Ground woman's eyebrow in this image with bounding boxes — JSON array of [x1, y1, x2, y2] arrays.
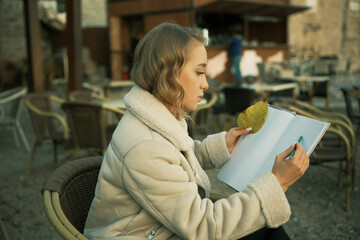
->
[[197, 63, 206, 67]]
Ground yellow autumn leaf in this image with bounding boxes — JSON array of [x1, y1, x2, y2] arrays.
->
[[237, 101, 268, 133]]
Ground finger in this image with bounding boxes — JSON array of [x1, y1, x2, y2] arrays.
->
[[293, 146, 309, 172], [292, 143, 305, 160], [243, 127, 252, 134], [234, 127, 252, 136], [298, 154, 309, 175], [299, 150, 309, 169], [295, 142, 304, 151], [278, 142, 296, 159]]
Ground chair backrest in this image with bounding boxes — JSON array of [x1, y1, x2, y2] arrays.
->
[[0, 86, 27, 121], [24, 92, 61, 140], [223, 87, 256, 115], [257, 62, 271, 82], [41, 156, 103, 237], [68, 90, 93, 102], [82, 82, 104, 97], [62, 101, 107, 152], [190, 91, 218, 134], [353, 89, 360, 110], [341, 88, 356, 119]]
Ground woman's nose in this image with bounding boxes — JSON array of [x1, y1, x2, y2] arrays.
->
[[201, 77, 209, 90]]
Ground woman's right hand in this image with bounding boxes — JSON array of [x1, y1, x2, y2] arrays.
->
[[271, 143, 309, 191]]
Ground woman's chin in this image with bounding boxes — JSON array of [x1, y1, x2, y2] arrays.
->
[[184, 105, 198, 112]]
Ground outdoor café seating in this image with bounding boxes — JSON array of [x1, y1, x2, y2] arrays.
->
[[189, 90, 218, 137], [23, 89, 125, 176], [341, 87, 360, 136], [61, 101, 125, 158], [41, 156, 103, 240], [24, 92, 70, 176], [274, 98, 356, 210], [68, 90, 108, 102], [40, 155, 231, 240], [0, 86, 31, 152]]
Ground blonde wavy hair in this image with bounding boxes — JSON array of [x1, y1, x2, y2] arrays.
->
[[131, 22, 206, 119]]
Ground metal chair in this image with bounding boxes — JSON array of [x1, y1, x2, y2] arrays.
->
[[0, 86, 31, 152], [24, 92, 69, 176], [341, 87, 360, 136], [61, 101, 125, 158], [41, 156, 103, 240]]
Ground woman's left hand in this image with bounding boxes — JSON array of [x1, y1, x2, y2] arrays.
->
[[225, 127, 252, 153]]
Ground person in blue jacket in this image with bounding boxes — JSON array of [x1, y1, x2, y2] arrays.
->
[[222, 26, 243, 86]]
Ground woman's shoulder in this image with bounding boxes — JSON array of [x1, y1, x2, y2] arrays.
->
[[111, 112, 178, 158]]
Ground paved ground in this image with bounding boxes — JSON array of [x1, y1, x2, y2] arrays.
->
[[0, 74, 359, 240]]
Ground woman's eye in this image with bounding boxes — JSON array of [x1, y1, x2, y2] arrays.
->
[[197, 71, 205, 75]]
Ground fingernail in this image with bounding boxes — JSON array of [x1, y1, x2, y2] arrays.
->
[[246, 127, 252, 131], [292, 142, 297, 146]]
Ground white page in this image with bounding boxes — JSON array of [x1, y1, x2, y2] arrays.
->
[[275, 115, 330, 155], [256, 113, 330, 180], [217, 106, 294, 192]]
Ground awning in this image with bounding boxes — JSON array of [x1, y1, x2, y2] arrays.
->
[[197, 0, 309, 17]]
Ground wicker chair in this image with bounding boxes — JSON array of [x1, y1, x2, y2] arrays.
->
[[41, 156, 103, 240], [274, 98, 356, 210], [24, 92, 69, 176], [41, 156, 232, 240], [190, 91, 218, 137], [68, 90, 108, 102], [61, 101, 125, 158], [0, 86, 31, 152]]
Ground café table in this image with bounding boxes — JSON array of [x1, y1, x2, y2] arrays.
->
[[277, 75, 332, 107], [86, 79, 135, 98], [102, 80, 135, 97], [242, 82, 299, 101], [95, 80, 134, 120], [98, 98, 126, 125]]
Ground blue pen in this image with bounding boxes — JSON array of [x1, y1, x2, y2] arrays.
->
[[290, 136, 303, 158]]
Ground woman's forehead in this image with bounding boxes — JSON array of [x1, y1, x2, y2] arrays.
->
[[186, 41, 207, 64]]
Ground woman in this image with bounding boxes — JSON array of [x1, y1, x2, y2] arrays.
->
[[84, 22, 309, 240]]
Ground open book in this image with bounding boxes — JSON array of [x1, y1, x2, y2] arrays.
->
[[217, 105, 330, 192]]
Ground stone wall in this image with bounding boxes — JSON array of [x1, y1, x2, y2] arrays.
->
[[0, 0, 27, 65], [289, 0, 360, 72], [0, 0, 107, 65], [81, 0, 107, 28]]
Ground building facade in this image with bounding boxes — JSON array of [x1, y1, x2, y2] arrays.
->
[[0, 0, 359, 88]]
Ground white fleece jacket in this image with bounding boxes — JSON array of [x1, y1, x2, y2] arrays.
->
[[84, 85, 291, 240]]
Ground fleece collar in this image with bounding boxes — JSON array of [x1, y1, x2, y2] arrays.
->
[[124, 85, 193, 151]]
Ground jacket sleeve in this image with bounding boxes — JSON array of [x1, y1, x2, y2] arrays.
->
[[193, 131, 231, 169], [122, 140, 290, 240]]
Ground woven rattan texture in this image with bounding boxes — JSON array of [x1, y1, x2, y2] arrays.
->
[[63, 169, 99, 233]]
